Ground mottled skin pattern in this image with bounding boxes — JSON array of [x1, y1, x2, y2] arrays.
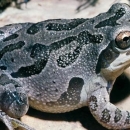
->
[[1, 2, 130, 130]]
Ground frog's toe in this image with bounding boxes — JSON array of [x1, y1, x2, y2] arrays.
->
[[0, 110, 35, 130], [10, 117, 35, 130], [0, 110, 14, 130]]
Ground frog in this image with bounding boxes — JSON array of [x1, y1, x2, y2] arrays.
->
[[0, 2, 130, 130]]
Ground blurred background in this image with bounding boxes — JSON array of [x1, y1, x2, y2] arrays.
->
[[0, 0, 129, 27], [0, 0, 130, 130]]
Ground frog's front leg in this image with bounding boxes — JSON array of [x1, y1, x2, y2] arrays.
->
[[0, 77, 34, 130], [88, 75, 130, 129]]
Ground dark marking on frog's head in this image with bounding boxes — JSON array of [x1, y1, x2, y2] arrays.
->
[[46, 77, 84, 107], [95, 8, 126, 28]]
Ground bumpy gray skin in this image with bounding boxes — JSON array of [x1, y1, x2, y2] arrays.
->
[[1, 3, 130, 130]]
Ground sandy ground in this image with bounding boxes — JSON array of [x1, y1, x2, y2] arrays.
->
[[0, 0, 130, 130]]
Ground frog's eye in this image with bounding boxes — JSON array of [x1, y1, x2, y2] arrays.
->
[[115, 31, 130, 49]]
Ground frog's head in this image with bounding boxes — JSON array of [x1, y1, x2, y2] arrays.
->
[[88, 4, 130, 129], [95, 3, 130, 81], [97, 30, 130, 81]]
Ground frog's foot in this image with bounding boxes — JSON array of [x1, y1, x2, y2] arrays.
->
[[89, 87, 130, 129], [10, 117, 35, 130], [0, 110, 35, 130], [0, 79, 34, 130]]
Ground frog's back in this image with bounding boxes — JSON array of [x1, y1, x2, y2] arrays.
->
[[0, 18, 100, 112]]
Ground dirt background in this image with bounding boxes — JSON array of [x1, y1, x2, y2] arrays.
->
[[0, 0, 130, 130]]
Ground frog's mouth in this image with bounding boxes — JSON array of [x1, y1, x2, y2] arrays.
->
[[110, 68, 130, 103]]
